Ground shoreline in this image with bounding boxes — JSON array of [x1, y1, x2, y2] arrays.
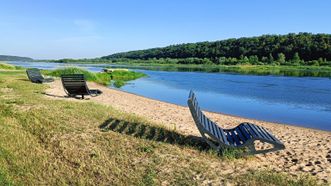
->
[[45, 79, 331, 183], [111, 86, 330, 133], [5, 61, 331, 78]]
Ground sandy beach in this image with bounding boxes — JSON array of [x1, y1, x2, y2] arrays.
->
[[45, 80, 331, 183]]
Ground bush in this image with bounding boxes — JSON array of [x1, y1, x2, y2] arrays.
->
[[44, 67, 111, 85], [44, 67, 146, 87]]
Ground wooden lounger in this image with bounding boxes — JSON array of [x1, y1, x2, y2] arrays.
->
[[187, 91, 285, 155], [61, 74, 102, 99], [26, 68, 54, 83]]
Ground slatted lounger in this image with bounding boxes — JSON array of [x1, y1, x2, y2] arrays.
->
[[61, 74, 102, 99], [187, 91, 285, 155], [26, 68, 54, 83]]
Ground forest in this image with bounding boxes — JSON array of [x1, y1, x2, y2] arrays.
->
[[0, 55, 33, 61], [102, 33, 331, 66]]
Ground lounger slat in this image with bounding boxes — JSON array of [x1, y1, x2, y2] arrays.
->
[[250, 124, 266, 139], [201, 114, 207, 129], [210, 121, 221, 141], [204, 116, 211, 132], [231, 131, 241, 146], [259, 127, 277, 142], [243, 123, 257, 138], [198, 110, 203, 125], [225, 132, 235, 145], [234, 128, 245, 144], [251, 124, 270, 140], [246, 123, 261, 138], [215, 125, 228, 144], [238, 124, 251, 140], [255, 125, 273, 141], [263, 128, 282, 144]]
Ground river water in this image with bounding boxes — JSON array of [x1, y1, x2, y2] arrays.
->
[[6, 61, 331, 131]]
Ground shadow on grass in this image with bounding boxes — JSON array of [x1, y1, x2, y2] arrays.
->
[[17, 78, 31, 82], [99, 118, 212, 152], [42, 92, 90, 100]]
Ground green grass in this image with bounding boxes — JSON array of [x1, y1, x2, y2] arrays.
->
[[33, 59, 331, 78], [0, 70, 324, 185], [109, 62, 331, 78], [43, 67, 146, 87], [0, 62, 24, 70], [218, 65, 331, 78], [110, 70, 146, 81], [109, 70, 146, 88]]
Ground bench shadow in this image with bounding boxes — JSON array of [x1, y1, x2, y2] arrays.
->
[[42, 92, 88, 100], [99, 118, 211, 152], [17, 78, 31, 82]]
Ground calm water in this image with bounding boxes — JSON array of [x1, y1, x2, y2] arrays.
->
[[6, 61, 331, 131]]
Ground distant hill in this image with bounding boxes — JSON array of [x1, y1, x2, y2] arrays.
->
[[102, 33, 331, 66], [0, 55, 33, 61]]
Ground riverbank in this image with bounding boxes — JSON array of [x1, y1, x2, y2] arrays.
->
[[45, 79, 331, 183], [0, 69, 330, 184], [105, 63, 331, 78], [35, 59, 331, 78]]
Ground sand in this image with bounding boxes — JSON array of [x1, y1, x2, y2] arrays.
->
[[45, 80, 331, 183]]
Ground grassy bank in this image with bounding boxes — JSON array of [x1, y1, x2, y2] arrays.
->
[[0, 69, 323, 185], [36, 59, 331, 78], [43, 67, 146, 87], [105, 63, 331, 78], [0, 62, 24, 70], [219, 65, 331, 77]]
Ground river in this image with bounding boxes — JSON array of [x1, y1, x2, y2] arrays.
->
[[6, 61, 331, 131]]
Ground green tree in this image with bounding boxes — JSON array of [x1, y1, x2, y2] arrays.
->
[[292, 52, 301, 64], [268, 53, 274, 64], [277, 53, 286, 65], [249, 55, 259, 65]]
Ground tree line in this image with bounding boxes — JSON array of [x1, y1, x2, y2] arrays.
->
[[102, 33, 331, 66], [0, 55, 33, 61]]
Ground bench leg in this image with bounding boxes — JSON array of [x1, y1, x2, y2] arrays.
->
[[82, 95, 84, 99], [201, 133, 220, 152]]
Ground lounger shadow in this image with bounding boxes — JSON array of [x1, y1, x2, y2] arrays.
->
[[187, 91, 285, 155]]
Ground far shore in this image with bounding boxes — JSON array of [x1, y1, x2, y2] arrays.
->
[[45, 79, 331, 183], [8, 60, 331, 78]]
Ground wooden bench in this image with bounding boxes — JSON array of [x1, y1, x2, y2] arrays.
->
[[61, 74, 102, 99], [187, 91, 285, 155], [26, 68, 54, 84]]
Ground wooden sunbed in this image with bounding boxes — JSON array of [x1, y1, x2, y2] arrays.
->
[[26, 68, 54, 83], [61, 74, 102, 99], [187, 91, 285, 155]]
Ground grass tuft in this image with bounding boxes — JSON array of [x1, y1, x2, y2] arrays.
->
[[234, 170, 321, 186]]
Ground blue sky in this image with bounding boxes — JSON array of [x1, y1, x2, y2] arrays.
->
[[0, 0, 330, 59]]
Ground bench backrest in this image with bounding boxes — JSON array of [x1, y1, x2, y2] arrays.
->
[[26, 69, 44, 83], [187, 91, 228, 143], [61, 74, 89, 95]]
